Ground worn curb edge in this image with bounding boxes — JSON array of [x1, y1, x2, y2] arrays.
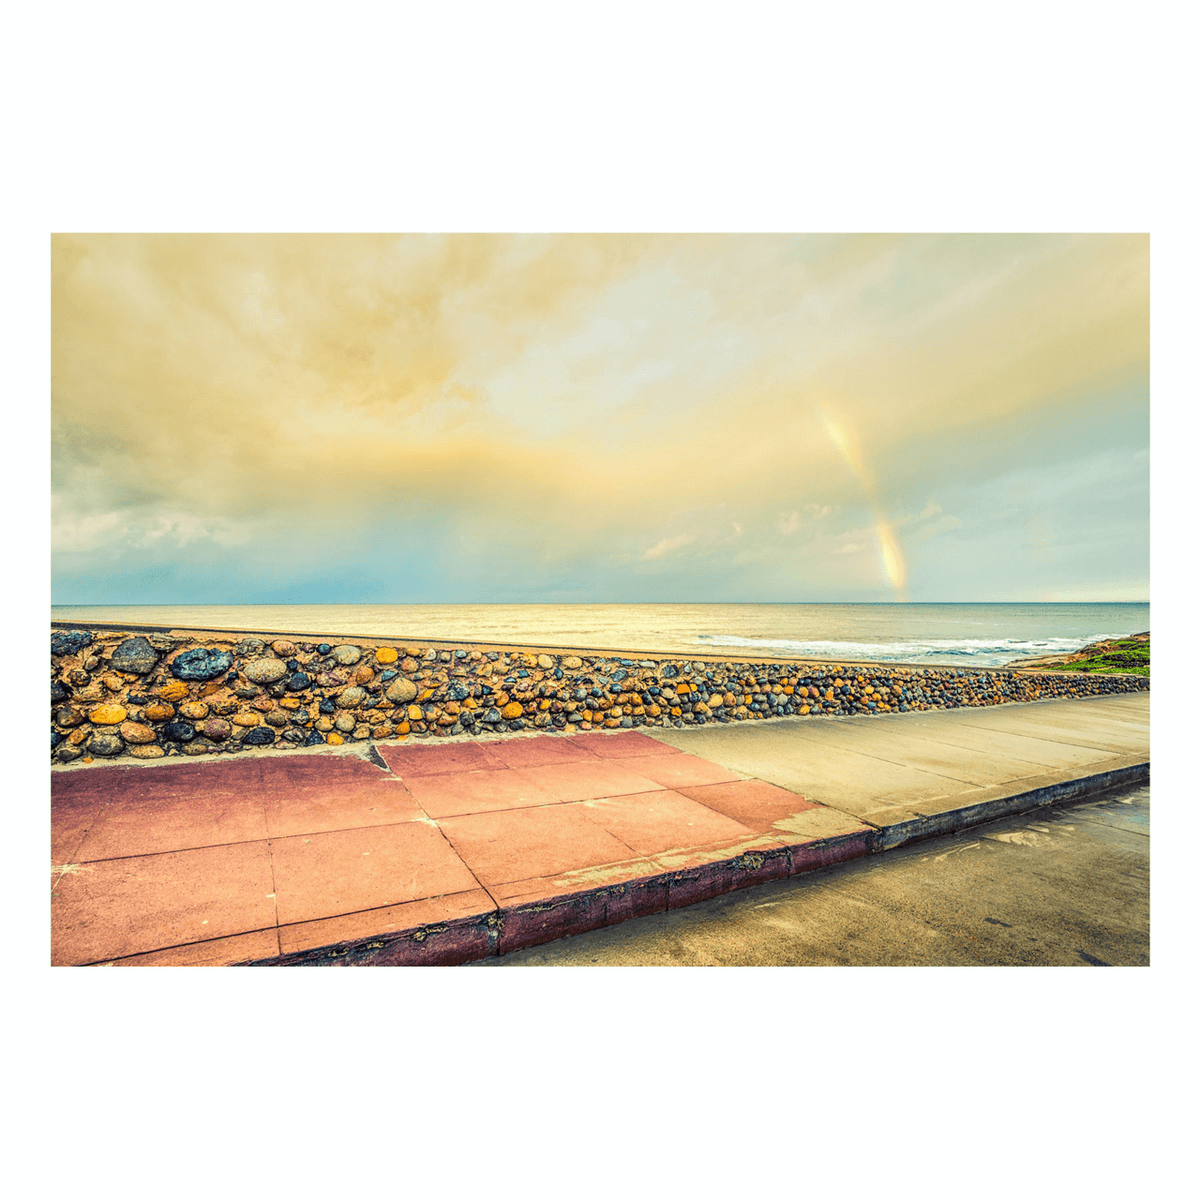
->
[[223, 760, 1148, 967]]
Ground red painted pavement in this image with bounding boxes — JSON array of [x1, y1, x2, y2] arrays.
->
[[50, 731, 874, 966]]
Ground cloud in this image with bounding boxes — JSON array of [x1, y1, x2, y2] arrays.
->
[[641, 533, 696, 561], [51, 233, 1149, 602]]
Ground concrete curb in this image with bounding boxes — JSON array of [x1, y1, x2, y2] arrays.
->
[[868, 761, 1150, 852], [239, 762, 1147, 966]]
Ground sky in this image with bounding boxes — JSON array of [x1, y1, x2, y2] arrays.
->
[[50, 232, 1149, 605]]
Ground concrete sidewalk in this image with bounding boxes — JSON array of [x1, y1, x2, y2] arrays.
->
[[49, 691, 1149, 966]]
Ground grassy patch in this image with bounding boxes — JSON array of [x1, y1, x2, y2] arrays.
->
[[1030, 635, 1149, 677]]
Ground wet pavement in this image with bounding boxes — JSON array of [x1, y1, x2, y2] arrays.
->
[[475, 781, 1150, 966]]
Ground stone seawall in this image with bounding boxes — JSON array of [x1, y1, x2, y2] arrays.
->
[[50, 625, 1151, 766]]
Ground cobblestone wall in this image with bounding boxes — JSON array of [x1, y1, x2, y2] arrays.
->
[[50, 627, 1150, 766]]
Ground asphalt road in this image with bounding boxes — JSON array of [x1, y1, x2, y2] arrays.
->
[[474, 780, 1149, 966]]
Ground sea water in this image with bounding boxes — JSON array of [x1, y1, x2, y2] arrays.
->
[[49, 602, 1150, 669]]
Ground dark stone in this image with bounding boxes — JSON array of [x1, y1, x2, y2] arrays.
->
[[243, 726, 276, 746], [51, 729, 63, 749], [235, 638, 266, 656], [162, 721, 197, 742], [319, 699, 336, 714], [380, 669, 398, 682], [51, 681, 67, 702], [282, 729, 307, 743], [286, 671, 311, 691], [318, 643, 331, 654], [447, 683, 469, 701], [286, 658, 300, 671], [304, 731, 324, 747], [90, 733, 124, 756], [661, 664, 679, 678], [51, 630, 92, 656], [110, 636, 160, 675], [171, 648, 234, 681], [481, 707, 503, 724]]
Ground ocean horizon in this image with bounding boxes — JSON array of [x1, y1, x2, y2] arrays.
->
[[49, 601, 1150, 669]]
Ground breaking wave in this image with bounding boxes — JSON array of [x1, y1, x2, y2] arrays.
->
[[694, 633, 1111, 667]]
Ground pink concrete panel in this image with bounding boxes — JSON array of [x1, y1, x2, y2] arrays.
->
[[379, 742, 508, 777], [262, 777, 426, 838], [437, 803, 644, 889], [268, 822, 481, 926], [402, 768, 561, 819], [618, 754, 745, 790], [72, 788, 270, 861], [276, 887, 496, 956], [674, 779, 821, 834], [570, 731, 683, 759], [512, 759, 665, 803], [575, 790, 758, 857], [51, 840, 277, 965], [484, 737, 602, 769], [104, 929, 282, 967]]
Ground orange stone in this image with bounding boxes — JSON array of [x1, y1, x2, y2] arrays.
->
[[375, 647, 398, 664], [157, 681, 189, 702], [407, 705, 423, 722], [395, 721, 411, 735], [179, 701, 209, 720], [88, 704, 127, 725], [326, 732, 344, 745], [142, 702, 174, 722], [501, 702, 523, 719], [118, 721, 156, 744]]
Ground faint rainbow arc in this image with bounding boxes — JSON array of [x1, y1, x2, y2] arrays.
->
[[822, 414, 907, 599]]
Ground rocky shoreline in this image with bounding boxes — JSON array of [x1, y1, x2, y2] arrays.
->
[[50, 625, 1151, 767]]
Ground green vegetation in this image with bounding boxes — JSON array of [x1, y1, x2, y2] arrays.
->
[[1031, 634, 1149, 677]]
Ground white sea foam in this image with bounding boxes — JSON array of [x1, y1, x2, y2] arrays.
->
[[694, 633, 1113, 667]]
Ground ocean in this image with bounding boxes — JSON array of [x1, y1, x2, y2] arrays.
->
[[48, 602, 1150, 669]]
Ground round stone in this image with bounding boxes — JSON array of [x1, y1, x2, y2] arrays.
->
[[142, 702, 175, 722], [90, 734, 123, 756], [537, 654, 555, 670], [334, 714, 356, 733], [201, 718, 232, 741], [385, 678, 418, 704], [286, 671, 312, 691], [336, 687, 365, 708], [327, 732, 344, 745], [119, 721, 156, 744], [563, 656, 583, 670], [376, 647, 398, 664], [242, 658, 288, 685], [109, 636, 160, 675], [354, 665, 375, 685], [271, 641, 295, 656], [332, 645, 362, 666], [171, 648, 234, 682], [88, 704, 127, 725], [235, 638, 266, 656], [242, 726, 276, 746], [51, 630, 93, 656], [161, 721, 197, 743], [232, 712, 261, 727], [179, 701, 209, 720], [501, 702, 523, 719], [129, 744, 165, 759]]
